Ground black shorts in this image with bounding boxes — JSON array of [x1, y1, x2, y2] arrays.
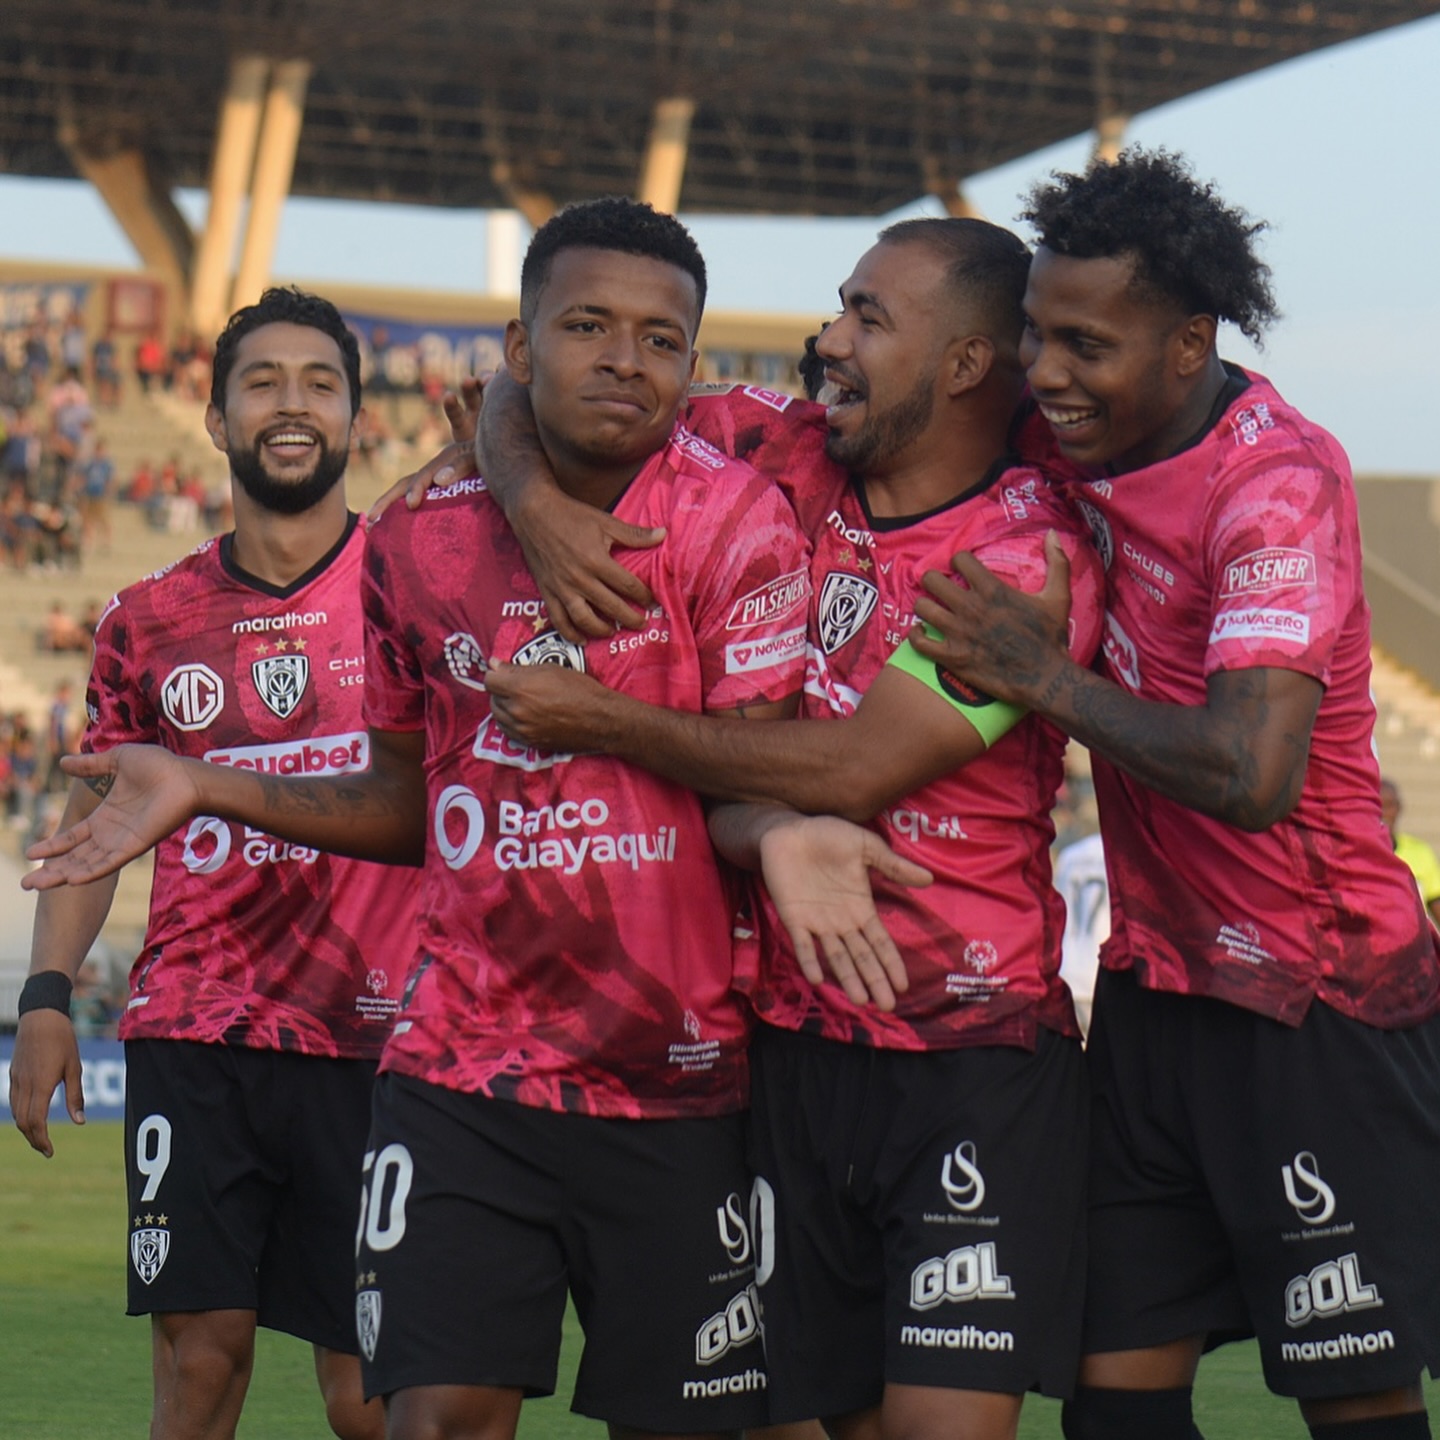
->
[[355, 1073, 767, 1432], [747, 1024, 1089, 1422], [123, 1039, 376, 1353], [1084, 966, 1440, 1397]]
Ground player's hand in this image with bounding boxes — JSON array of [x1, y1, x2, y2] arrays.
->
[[909, 530, 1074, 706], [22, 746, 202, 889], [757, 815, 931, 1011], [509, 484, 664, 645], [367, 374, 494, 519], [9, 1009, 83, 1157], [485, 661, 618, 754]]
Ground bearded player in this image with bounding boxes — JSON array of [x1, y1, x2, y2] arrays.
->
[[23, 200, 819, 1440], [909, 150, 1440, 1440], [10, 287, 416, 1440]]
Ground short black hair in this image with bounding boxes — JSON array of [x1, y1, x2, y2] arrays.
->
[[520, 197, 707, 333], [1021, 148, 1278, 344], [211, 287, 362, 413], [876, 217, 1032, 350]]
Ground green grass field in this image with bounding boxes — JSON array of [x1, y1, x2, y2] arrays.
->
[[1, 1123, 1431, 1438]]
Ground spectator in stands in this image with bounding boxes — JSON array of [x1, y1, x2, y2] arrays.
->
[[39, 602, 90, 655], [121, 456, 156, 506], [24, 324, 51, 389], [91, 332, 121, 408], [6, 719, 40, 829], [134, 331, 166, 394], [1381, 777, 1440, 926], [69, 959, 118, 1039], [79, 438, 115, 553], [59, 316, 88, 376], [43, 679, 78, 793]]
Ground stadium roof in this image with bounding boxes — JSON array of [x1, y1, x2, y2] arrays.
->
[[4, 0, 1437, 218]]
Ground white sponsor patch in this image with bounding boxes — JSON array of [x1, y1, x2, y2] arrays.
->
[[726, 569, 810, 630], [741, 384, 794, 411], [1208, 608, 1310, 647], [161, 663, 225, 731], [724, 625, 806, 675], [206, 731, 369, 774], [1222, 546, 1316, 596]]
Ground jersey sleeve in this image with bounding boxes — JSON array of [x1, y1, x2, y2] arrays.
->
[[360, 516, 427, 732], [83, 593, 158, 751], [1202, 447, 1348, 683], [679, 467, 811, 713]]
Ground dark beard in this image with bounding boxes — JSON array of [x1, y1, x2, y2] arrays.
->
[[824, 372, 934, 475], [230, 438, 348, 515]]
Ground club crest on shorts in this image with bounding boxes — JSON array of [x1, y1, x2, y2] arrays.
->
[[131, 1222, 170, 1285], [252, 653, 310, 718], [356, 1289, 382, 1361], [818, 571, 878, 655], [512, 631, 586, 671]]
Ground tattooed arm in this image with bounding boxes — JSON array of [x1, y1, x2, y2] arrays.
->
[[23, 728, 427, 889], [908, 533, 1322, 831]]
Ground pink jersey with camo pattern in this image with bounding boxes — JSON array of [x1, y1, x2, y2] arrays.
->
[[686, 388, 1104, 1049], [85, 519, 415, 1057], [362, 426, 808, 1118], [1031, 371, 1440, 1027]]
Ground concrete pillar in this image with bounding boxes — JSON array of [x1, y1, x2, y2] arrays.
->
[[230, 59, 312, 315], [58, 130, 194, 300], [1093, 111, 1129, 165], [922, 157, 986, 221], [190, 55, 270, 338], [637, 97, 694, 215], [485, 210, 524, 297]]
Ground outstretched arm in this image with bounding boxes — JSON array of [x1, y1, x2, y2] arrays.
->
[[10, 779, 119, 1156], [907, 534, 1321, 830], [476, 371, 663, 640], [24, 728, 428, 890]]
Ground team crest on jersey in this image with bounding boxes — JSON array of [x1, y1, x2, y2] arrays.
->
[[131, 1221, 170, 1285], [513, 632, 587, 671], [252, 653, 310, 718], [356, 1290, 382, 1361], [444, 631, 489, 691], [1074, 499, 1113, 571], [818, 571, 879, 655]]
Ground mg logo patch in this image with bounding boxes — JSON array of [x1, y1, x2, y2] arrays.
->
[[513, 632, 586, 671], [160, 663, 225, 731], [818, 572, 878, 655], [357, 1289, 382, 1361], [131, 1225, 171, 1285], [252, 654, 310, 719]]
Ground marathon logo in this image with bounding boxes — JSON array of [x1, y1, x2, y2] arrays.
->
[[724, 626, 806, 676], [232, 609, 328, 634], [900, 1324, 1015, 1352], [1208, 608, 1310, 647], [682, 1368, 767, 1399], [1222, 547, 1316, 597], [1281, 1330, 1395, 1363], [726, 569, 810, 631], [205, 731, 369, 775]]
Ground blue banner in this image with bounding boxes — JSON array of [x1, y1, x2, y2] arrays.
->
[[0, 1037, 126, 1124], [343, 309, 507, 393]]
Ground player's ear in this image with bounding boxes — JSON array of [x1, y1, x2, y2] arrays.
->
[[504, 319, 533, 385], [204, 403, 228, 456], [348, 404, 368, 452], [687, 348, 699, 386], [945, 335, 995, 397], [1174, 314, 1217, 379]]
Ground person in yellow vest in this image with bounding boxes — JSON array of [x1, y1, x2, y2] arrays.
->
[[1381, 776, 1440, 927]]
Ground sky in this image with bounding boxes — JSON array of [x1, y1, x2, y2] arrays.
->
[[2, 10, 1438, 474]]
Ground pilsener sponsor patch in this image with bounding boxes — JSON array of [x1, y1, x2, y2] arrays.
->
[[1222, 547, 1316, 596]]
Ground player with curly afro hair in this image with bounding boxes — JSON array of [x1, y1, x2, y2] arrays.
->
[[1021, 147, 1277, 346], [907, 148, 1440, 1440]]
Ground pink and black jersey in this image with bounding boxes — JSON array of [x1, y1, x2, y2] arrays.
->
[[362, 426, 809, 1119], [1031, 369, 1440, 1027], [689, 390, 1105, 1049], [84, 516, 415, 1058]]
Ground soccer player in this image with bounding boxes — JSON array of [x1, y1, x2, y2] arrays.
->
[[902, 150, 1440, 1440], [462, 217, 1106, 1438], [25, 198, 811, 1440], [9, 287, 416, 1440]]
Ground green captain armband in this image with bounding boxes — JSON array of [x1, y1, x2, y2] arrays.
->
[[886, 629, 1027, 748]]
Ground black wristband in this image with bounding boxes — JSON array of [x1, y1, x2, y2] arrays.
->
[[17, 971, 73, 1017]]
